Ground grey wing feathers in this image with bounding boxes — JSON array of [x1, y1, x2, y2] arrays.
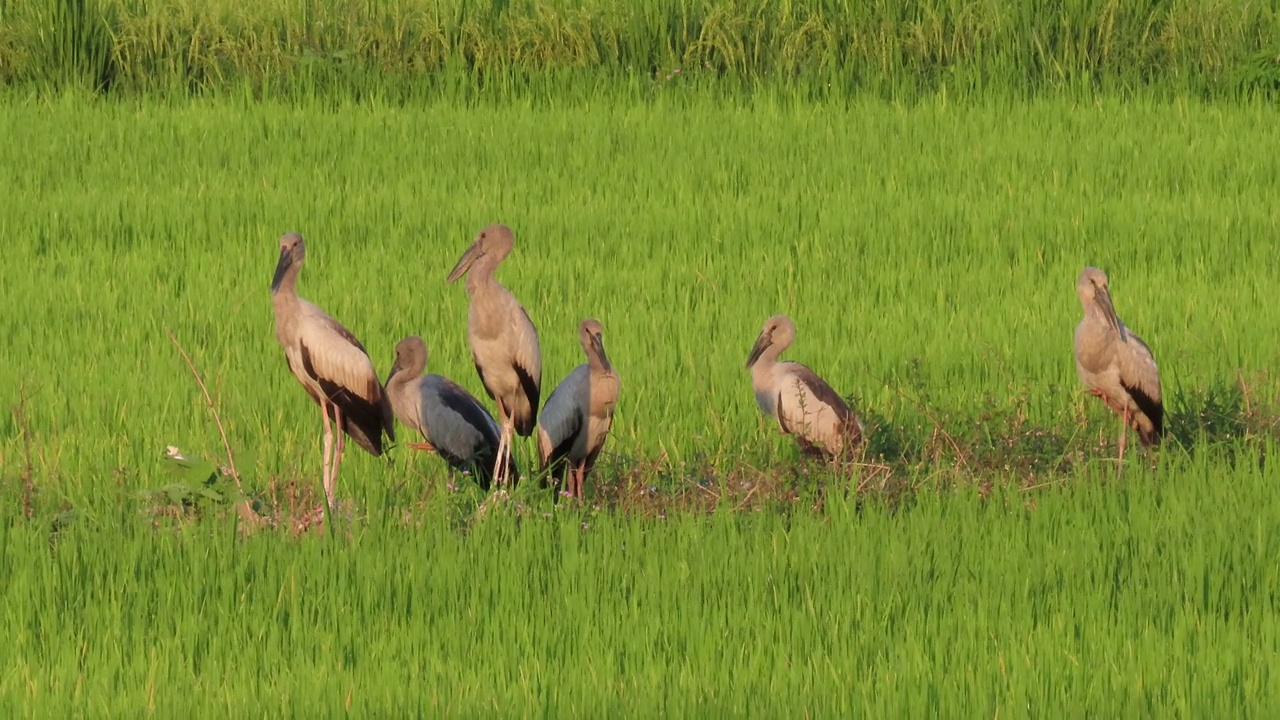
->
[[420, 376, 500, 461], [419, 375, 504, 489], [538, 365, 588, 465]]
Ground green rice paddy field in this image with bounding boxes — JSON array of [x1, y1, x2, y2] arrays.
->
[[1, 67, 1280, 714]]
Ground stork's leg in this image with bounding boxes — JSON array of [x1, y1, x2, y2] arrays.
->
[[490, 412, 511, 490], [574, 463, 585, 501], [320, 401, 334, 509], [407, 441, 437, 453], [492, 423, 505, 489], [331, 405, 346, 507], [1116, 406, 1130, 473], [500, 419, 514, 488]]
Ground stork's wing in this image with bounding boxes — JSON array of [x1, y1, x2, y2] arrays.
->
[[787, 363, 853, 421], [294, 302, 382, 401], [423, 375, 502, 454], [537, 365, 588, 467], [779, 362, 860, 451], [294, 301, 392, 454], [509, 302, 543, 429], [1118, 330, 1163, 439]]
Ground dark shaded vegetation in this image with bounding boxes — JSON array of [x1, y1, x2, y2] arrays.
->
[[2, 0, 1278, 102]]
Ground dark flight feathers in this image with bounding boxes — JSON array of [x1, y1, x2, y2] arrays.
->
[[300, 342, 393, 455], [1122, 379, 1164, 446]]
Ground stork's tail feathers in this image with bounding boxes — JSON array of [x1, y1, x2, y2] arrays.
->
[[1138, 414, 1164, 447]]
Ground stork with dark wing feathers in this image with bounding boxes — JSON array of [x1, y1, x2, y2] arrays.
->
[[746, 314, 863, 459], [446, 224, 542, 489], [1074, 266, 1164, 468], [270, 232, 393, 509], [536, 319, 620, 501], [385, 335, 510, 491]]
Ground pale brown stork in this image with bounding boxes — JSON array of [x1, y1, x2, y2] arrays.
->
[[446, 224, 541, 489], [271, 232, 393, 509], [746, 314, 863, 459], [1074, 266, 1163, 467], [536, 319, 621, 501]]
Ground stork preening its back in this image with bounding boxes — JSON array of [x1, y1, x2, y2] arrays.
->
[[384, 336, 510, 491], [446, 224, 542, 490], [746, 314, 863, 459], [270, 232, 394, 509], [536, 319, 621, 501], [1074, 266, 1163, 467]]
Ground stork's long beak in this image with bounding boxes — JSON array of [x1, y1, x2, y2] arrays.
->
[[446, 242, 482, 284], [1096, 286, 1123, 336], [589, 331, 610, 367], [745, 331, 772, 369], [385, 356, 406, 386], [270, 246, 292, 292]]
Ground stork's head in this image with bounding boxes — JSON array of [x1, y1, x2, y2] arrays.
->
[[447, 224, 516, 283], [272, 232, 307, 292], [746, 314, 796, 369], [387, 336, 428, 385], [1077, 266, 1122, 335], [579, 318, 606, 359]]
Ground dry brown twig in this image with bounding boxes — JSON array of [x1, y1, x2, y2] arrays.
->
[[164, 327, 263, 528], [895, 385, 973, 472]]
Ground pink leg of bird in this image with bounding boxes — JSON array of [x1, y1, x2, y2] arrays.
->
[[490, 406, 512, 490], [1117, 405, 1130, 473], [407, 441, 437, 453], [331, 404, 346, 507], [321, 401, 334, 509], [503, 422, 515, 487], [1087, 388, 1118, 414]]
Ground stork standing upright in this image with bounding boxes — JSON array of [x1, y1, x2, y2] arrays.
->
[[270, 232, 394, 509], [536, 319, 621, 501], [384, 335, 511, 491], [1073, 266, 1164, 467], [746, 314, 864, 459], [446, 224, 541, 489]]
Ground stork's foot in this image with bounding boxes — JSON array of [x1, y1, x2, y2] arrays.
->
[[407, 441, 437, 453]]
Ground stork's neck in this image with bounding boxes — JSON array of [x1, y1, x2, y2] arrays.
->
[[1083, 301, 1109, 322], [387, 352, 426, 393], [461, 250, 509, 294], [272, 263, 301, 299], [750, 348, 782, 384], [588, 345, 612, 374], [760, 342, 787, 368], [1084, 301, 1126, 340], [464, 264, 502, 297]]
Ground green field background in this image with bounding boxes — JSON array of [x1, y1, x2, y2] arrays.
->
[[2, 96, 1276, 498], [2, 0, 1280, 714]]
